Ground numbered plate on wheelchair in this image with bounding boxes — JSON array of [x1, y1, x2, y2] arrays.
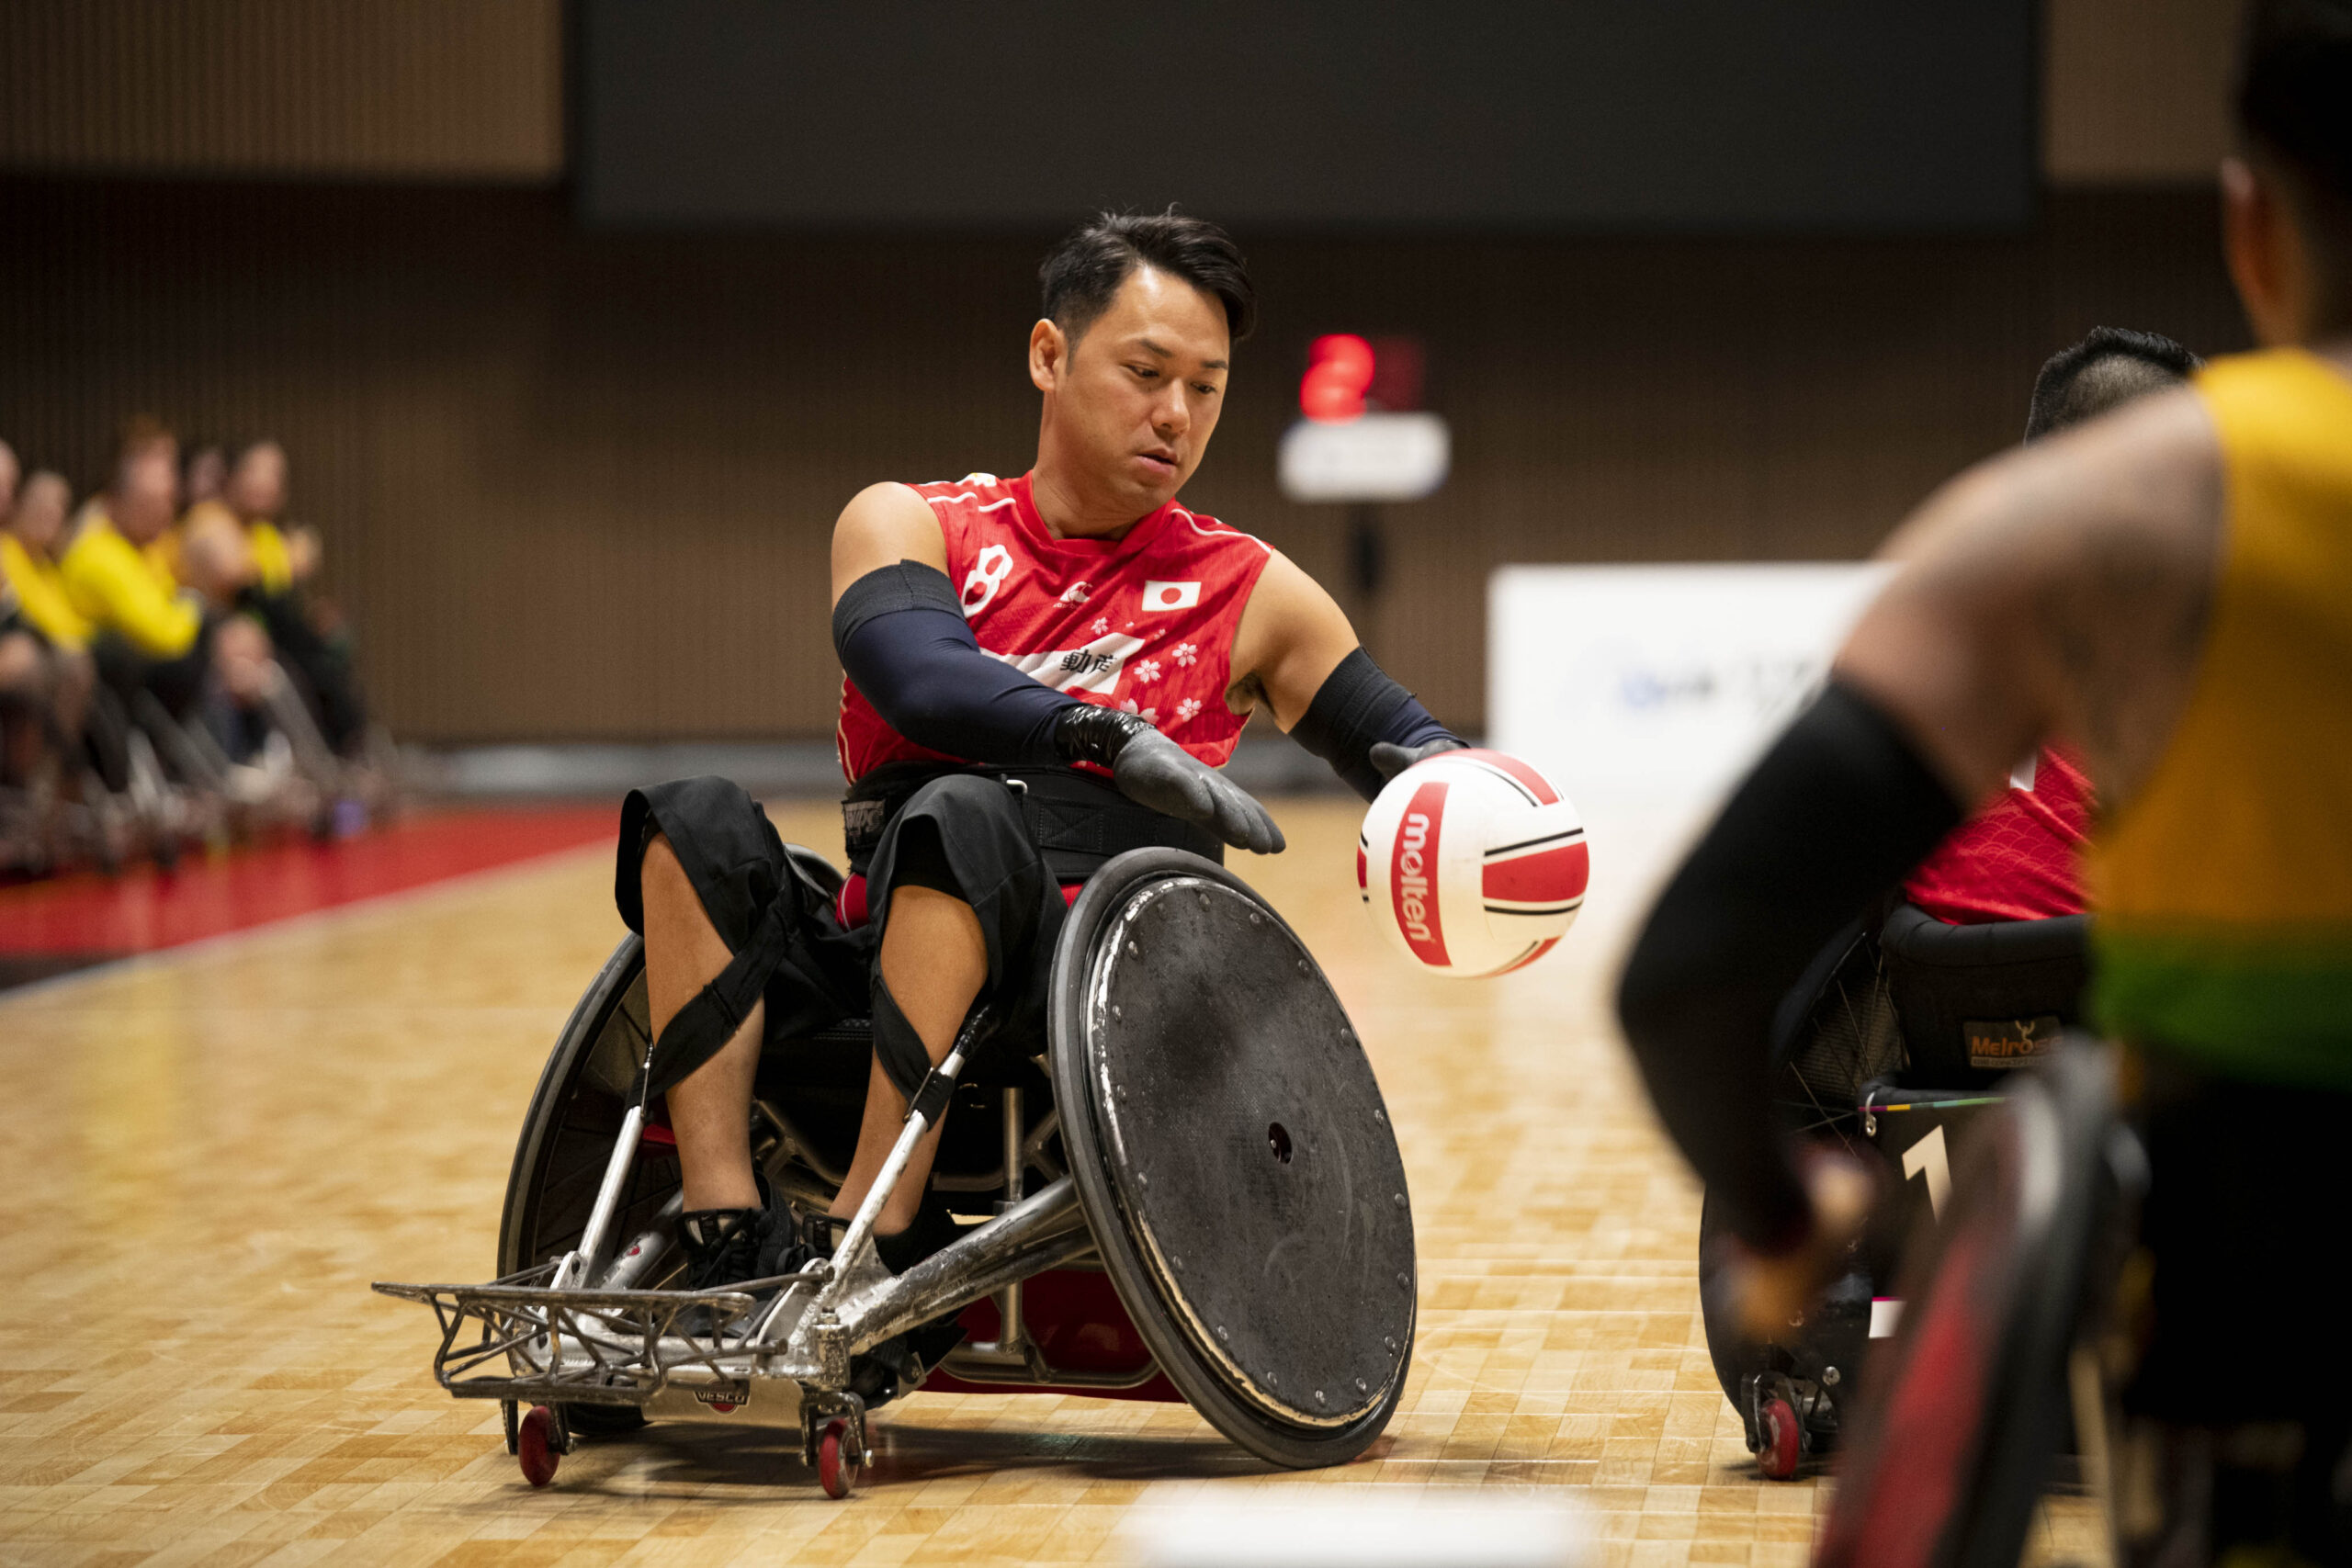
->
[[1049, 849, 1416, 1469]]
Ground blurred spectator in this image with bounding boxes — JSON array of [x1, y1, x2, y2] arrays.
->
[[0, 463, 98, 765], [222, 439, 367, 752], [154, 443, 251, 603], [59, 419, 262, 723]]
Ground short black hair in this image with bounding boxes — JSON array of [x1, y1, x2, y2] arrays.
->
[[2237, 0, 2352, 212], [1039, 209, 1256, 348], [2025, 327, 2202, 441]]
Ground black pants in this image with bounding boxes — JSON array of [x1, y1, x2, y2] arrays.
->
[[91, 626, 209, 721], [246, 588, 367, 753], [614, 772, 1070, 1102]]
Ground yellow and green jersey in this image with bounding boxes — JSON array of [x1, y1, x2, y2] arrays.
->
[[2088, 348, 2352, 1089]]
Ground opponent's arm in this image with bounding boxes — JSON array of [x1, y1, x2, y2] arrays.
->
[[1617, 389, 2224, 1273], [1227, 551, 1464, 800], [828, 484, 1283, 852]]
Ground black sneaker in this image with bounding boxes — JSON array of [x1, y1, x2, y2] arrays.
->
[[680, 1206, 775, 1294], [677, 1205, 831, 1331], [851, 1209, 970, 1406]]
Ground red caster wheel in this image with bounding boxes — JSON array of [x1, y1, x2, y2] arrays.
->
[[1757, 1395, 1802, 1481], [817, 1417, 858, 1499], [518, 1404, 561, 1488]]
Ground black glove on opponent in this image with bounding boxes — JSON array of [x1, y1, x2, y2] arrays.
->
[[1055, 704, 1285, 855]]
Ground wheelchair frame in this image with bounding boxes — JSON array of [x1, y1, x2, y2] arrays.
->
[[378, 843, 1410, 1496]]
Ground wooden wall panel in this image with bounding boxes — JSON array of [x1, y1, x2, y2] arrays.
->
[[0, 0, 561, 180], [0, 181, 2248, 741], [2045, 0, 2243, 184]]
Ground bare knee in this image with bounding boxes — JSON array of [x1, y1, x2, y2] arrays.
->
[[640, 831, 732, 1031], [641, 831, 694, 914]]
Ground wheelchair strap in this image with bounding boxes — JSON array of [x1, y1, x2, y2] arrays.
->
[[639, 895, 831, 1103], [842, 760, 1223, 876]]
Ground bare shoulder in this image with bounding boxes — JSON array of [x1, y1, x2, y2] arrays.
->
[[830, 482, 947, 603], [1838, 387, 2223, 806]]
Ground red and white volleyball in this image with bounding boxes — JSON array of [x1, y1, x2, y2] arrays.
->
[[1357, 749, 1589, 978]]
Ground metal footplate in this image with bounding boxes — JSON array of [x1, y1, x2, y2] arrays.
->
[[373, 1265, 808, 1406], [372, 1172, 1093, 1407]]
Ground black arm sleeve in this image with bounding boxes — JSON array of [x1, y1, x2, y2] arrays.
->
[[1291, 648, 1462, 801], [1614, 680, 1964, 1251], [831, 561, 1078, 766]]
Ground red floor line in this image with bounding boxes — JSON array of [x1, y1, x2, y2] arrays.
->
[[0, 806, 618, 956]]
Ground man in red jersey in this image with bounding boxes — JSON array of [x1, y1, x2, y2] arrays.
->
[[612, 212, 1461, 1388]]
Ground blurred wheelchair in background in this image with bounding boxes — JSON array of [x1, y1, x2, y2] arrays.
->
[[1699, 900, 2091, 1479]]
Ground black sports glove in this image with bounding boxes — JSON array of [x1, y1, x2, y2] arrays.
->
[[1369, 737, 1469, 780], [1055, 705, 1285, 855]]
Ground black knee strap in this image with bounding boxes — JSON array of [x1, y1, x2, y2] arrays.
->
[[870, 976, 932, 1102], [642, 898, 796, 1101]]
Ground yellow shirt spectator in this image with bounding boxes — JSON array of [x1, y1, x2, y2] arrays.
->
[[246, 519, 296, 595], [0, 534, 91, 650], [61, 507, 202, 659]]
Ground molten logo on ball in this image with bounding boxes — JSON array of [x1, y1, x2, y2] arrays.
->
[[1359, 750, 1588, 978], [1391, 783, 1449, 965]]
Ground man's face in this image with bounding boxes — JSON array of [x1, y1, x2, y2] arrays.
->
[[0, 444, 18, 518], [227, 445, 287, 518], [116, 448, 179, 543], [15, 476, 67, 552], [1037, 265, 1231, 516]]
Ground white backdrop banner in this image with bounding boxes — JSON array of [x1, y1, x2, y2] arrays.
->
[[1487, 563, 1894, 903]]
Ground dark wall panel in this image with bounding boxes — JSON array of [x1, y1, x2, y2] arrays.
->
[[580, 0, 2034, 231], [0, 181, 2245, 742]]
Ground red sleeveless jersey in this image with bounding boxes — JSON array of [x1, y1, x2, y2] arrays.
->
[[836, 471, 1275, 782]]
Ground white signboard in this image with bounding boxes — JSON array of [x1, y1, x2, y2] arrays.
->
[[1488, 563, 1894, 905], [1277, 412, 1451, 503]]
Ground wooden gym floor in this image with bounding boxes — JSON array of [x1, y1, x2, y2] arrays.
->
[[0, 797, 2103, 1566]]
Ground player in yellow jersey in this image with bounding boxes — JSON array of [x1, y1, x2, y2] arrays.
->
[[0, 450, 107, 847], [191, 441, 367, 756], [0, 462, 98, 779], [61, 423, 276, 774], [1617, 1, 2352, 1559]]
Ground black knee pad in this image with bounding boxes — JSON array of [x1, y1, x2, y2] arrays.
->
[[869, 976, 932, 1102]]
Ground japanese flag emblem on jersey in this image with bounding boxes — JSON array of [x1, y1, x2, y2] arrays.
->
[[1141, 580, 1201, 612], [1358, 749, 1589, 978]]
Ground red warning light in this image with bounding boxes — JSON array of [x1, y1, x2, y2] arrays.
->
[[1300, 334, 1376, 423]]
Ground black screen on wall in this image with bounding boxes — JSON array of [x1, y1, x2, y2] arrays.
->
[[578, 1, 2033, 232]]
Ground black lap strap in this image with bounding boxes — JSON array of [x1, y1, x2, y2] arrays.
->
[[842, 761, 1222, 875]]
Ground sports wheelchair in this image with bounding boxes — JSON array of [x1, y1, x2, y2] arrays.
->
[[378, 844, 1418, 1497], [1698, 901, 2091, 1479]]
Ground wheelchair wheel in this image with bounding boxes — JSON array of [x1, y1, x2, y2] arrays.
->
[[1815, 1043, 2133, 1568], [497, 931, 667, 1438], [1049, 849, 1415, 1470]]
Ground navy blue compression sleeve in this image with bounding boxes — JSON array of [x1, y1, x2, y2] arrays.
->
[[832, 561, 1077, 765], [1292, 648, 1462, 801], [1615, 680, 1962, 1251]]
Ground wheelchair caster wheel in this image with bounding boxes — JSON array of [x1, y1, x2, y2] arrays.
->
[[817, 1417, 857, 1499], [1757, 1395, 1801, 1481], [517, 1404, 560, 1488]]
